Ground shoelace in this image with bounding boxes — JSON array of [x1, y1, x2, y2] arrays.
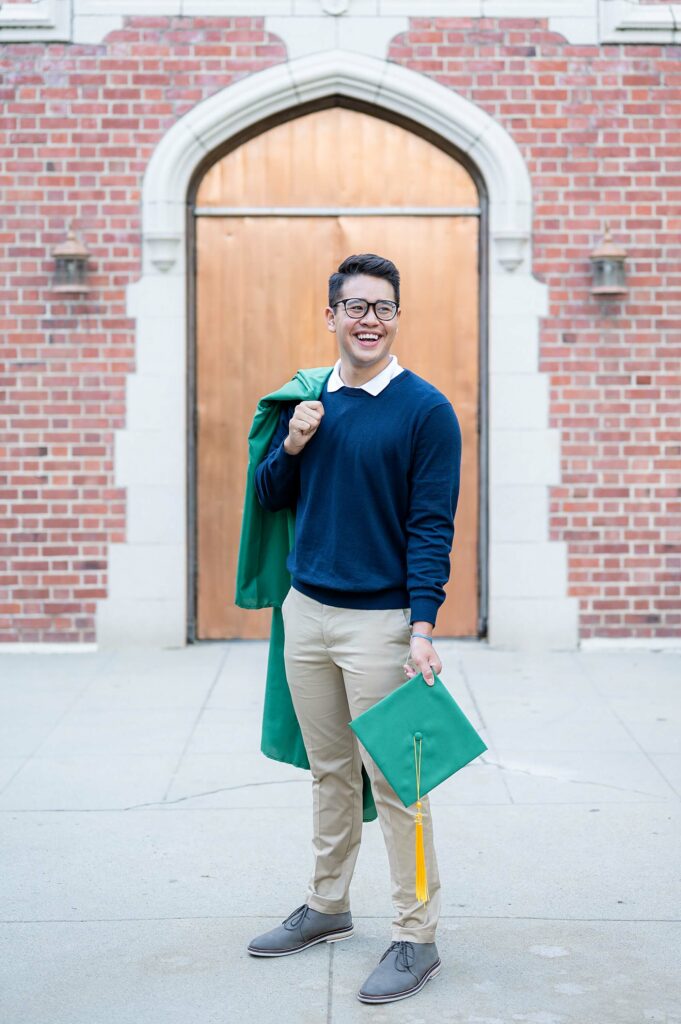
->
[[380, 940, 416, 972], [283, 904, 309, 931]]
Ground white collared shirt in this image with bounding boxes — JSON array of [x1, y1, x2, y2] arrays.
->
[[326, 353, 404, 396]]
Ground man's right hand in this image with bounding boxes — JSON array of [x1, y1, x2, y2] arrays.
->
[[284, 400, 325, 455]]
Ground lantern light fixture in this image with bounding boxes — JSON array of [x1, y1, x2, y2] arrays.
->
[[589, 223, 627, 296], [51, 224, 91, 294]]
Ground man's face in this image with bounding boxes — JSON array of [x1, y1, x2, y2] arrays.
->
[[325, 273, 400, 373]]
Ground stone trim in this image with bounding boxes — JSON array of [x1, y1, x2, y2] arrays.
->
[[0, 643, 99, 654], [0, 0, 71, 41], [580, 638, 681, 651], [95, 49, 580, 650], [265, 14, 408, 59], [600, 1, 681, 44], [3, 1, 679, 46]]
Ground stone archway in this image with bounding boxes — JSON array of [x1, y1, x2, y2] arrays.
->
[[96, 49, 578, 650]]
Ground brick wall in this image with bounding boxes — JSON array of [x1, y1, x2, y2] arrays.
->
[[0, 17, 286, 642], [1, 15, 679, 642], [390, 18, 681, 639]]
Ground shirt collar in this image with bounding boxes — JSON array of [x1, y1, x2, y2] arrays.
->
[[326, 354, 404, 396]]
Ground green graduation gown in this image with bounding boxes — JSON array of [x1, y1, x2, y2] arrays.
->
[[234, 366, 378, 823]]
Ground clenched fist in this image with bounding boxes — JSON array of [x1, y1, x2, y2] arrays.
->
[[284, 400, 325, 456]]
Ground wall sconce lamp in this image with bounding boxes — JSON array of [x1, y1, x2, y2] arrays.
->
[[589, 223, 627, 296], [51, 225, 91, 294]]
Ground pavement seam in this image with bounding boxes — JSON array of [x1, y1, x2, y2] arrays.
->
[[458, 652, 516, 805], [0, 795, 672, 812], [575, 652, 681, 803], [161, 646, 232, 803], [478, 757, 672, 799], [0, 650, 117, 798], [122, 776, 307, 811], [326, 941, 334, 1023], [3, 914, 681, 924]]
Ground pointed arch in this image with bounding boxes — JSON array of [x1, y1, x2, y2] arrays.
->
[[97, 51, 578, 650]]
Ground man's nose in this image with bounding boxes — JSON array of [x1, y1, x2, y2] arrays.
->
[[359, 306, 379, 325]]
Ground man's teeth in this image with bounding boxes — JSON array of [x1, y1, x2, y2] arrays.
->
[[357, 334, 379, 340]]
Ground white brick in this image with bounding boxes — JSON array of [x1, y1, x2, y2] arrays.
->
[[126, 376, 184, 431], [491, 429, 561, 485], [115, 430, 185, 487], [547, 15, 599, 44], [490, 542, 568, 598], [489, 485, 548, 543], [134, 317, 185, 379], [96, 598, 186, 648], [489, 270, 549, 318], [108, 544, 185, 601], [294, 0, 377, 12], [488, 597, 579, 650], [490, 374, 549, 430], [489, 315, 540, 373], [126, 275, 185, 319], [337, 16, 408, 57], [127, 486, 186, 545], [72, 15, 123, 43], [266, 17, 335, 57]]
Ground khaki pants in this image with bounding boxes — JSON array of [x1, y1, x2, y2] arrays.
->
[[281, 585, 441, 943]]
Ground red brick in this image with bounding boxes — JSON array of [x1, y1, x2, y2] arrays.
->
[[0, 14, 678, 643]]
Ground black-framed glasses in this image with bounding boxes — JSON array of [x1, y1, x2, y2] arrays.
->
[[332, 298, 399, 321]]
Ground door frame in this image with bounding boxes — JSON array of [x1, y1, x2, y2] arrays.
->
[[185, 96, 489, 642], [96, 51, 578, 650]]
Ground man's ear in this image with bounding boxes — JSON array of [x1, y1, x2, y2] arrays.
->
[[325, 307, 336, 332]]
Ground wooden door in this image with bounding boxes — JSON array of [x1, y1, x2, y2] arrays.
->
[[194, 108, 481, 639]]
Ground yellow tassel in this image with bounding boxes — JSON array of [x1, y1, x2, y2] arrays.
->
[[413, 734, 429, 904], [415, 800, 429, 903]]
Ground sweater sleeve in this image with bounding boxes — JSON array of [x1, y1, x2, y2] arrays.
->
[[406, 400, 462, 626], [254, 402, 301, 512]]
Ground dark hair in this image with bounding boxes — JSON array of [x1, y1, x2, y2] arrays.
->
[[328, 253, 400, 308]]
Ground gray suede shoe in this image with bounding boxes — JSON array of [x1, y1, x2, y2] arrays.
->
[[357, 940, 441, 1003], [247, 903, 354, 957]]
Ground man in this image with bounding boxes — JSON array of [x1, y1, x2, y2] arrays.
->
[[247, 253, 462, 1005]]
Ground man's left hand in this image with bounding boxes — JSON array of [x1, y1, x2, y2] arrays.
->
[[404, 636, 442, 687]]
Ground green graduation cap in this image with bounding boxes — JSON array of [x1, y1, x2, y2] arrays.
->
[[348, 671, 487, 903]]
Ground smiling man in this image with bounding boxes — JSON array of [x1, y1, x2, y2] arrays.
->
[[247, 253, 462, 1005]]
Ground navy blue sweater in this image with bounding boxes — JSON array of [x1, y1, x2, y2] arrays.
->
[[254, 369, 462, 626]]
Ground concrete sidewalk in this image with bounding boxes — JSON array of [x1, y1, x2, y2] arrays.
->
[[0, 640, 680, 1024]]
